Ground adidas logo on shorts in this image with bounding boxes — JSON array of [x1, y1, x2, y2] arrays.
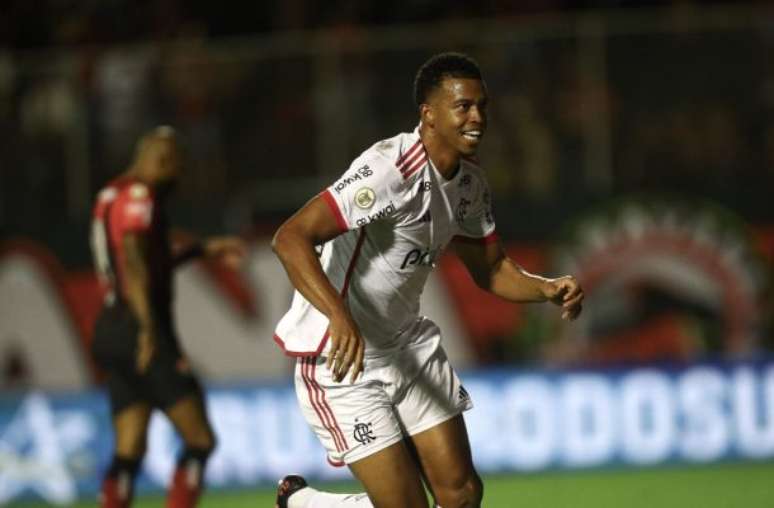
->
[[458, 385, 470, 403]]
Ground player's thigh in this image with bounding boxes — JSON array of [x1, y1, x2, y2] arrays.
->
[[409, 414, 482, 507], [348, 439, 428, 508], [163, 389, 215, 450], [394, 345, 481, 506], [112, 402, 153, 458], [148, 351, 214, 449], [105, 365, 153, 458]]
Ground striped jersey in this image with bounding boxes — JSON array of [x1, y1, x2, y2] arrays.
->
[[91, 176, 173, 313], [274, 127, 498, 357]]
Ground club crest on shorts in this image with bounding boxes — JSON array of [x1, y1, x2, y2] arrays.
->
[[353, 418, 376, 445], [354, 187, 375, 209]]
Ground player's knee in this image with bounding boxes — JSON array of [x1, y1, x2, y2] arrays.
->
[[195, 427, 217, 453], [436, 472, 483, 508], [176, 445, 215, 474], [114, 433, 148, 458], [181, 423, 217, 452]]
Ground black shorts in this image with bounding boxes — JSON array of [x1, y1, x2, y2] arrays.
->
[[92, 304, 203, 415]]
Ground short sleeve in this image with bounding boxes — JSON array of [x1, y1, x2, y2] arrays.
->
[[456, 173, 498, 244], [114, 183, 153, 233], [322, 158, 401, 232]]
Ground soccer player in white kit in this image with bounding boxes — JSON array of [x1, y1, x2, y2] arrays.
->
[[272, 53, 584, 508]]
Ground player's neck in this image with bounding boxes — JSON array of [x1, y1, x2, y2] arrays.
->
[[126, 166, 155, 188], [418, 128, 460, 180]]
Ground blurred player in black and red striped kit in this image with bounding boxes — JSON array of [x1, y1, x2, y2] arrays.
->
[[89, 126, 246, 508]]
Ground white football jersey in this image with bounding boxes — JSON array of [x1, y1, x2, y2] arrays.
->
[[274, 127, 497, 357]]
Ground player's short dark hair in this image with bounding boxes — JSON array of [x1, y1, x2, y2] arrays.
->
[[414, 52, 483, 106]]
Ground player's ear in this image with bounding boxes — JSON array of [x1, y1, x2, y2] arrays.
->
[[420, 103, 434, 127]]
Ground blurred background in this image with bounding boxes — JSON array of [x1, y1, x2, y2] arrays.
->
[[1, 0, 774, 506]]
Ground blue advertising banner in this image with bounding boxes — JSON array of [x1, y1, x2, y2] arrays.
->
[[2, 360, 773, 504]]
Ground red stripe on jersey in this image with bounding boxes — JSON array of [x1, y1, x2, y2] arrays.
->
[[321, 190, 348, 233], [398, 147, 425, 174], [395, 140, 421, 166], [274, 229, 365, 357], [300, 357, 346, 452], [402, 155, 427, 180], [341, 230, 366, 296], [453, 231, 500, 245], [273, 332, 329, 357]]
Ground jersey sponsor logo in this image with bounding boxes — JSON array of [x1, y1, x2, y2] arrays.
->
[[400, 247, 438, 269], [485, 209, 494, 225], [355, 202, 395, 227], [353, 419, 376, 445], [334, 165, 373, 194], [482, 191, 495, 225], [456, 197, 472, 224], [354, 187, 376, 209]]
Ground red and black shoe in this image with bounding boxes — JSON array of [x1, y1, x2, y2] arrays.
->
[[275, 474, 308, 508]]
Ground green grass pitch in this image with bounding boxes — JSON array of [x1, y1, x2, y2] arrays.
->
[[11, 462, 773, 507]]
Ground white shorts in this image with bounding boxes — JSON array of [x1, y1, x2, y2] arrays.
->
[[293, 319, 473, 466]]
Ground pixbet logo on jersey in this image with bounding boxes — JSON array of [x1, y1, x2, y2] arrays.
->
[[401, 247, 438, 269]]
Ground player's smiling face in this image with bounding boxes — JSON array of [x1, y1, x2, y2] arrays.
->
[[427, 77, 488, 156]]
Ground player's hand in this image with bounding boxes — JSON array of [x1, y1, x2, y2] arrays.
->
[[136, 328, 157, 373], [326, 310, 365, 383], [204, 236, 247, 270], [543, 275, 584, 320]]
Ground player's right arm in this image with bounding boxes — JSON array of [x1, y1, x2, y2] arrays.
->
[[122, 232, 158, 373], [272, 196, 365, 383]]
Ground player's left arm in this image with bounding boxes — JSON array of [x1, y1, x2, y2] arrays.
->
[[171, 231, 247, 270], [452, 238, 584, 320]]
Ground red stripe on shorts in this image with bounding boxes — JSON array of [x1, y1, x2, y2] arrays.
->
[[309, 357, 349, 450], [301, 357, 348, 452]]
